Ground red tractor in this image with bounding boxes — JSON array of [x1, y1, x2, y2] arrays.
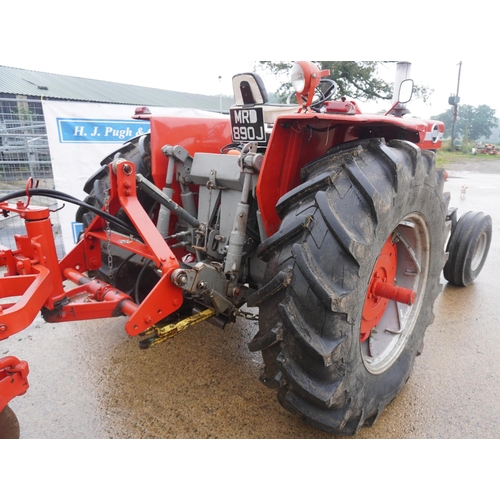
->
[[0, 62, 492, 437]]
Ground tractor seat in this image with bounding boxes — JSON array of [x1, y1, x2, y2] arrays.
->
[[232, 72, 299, 124]]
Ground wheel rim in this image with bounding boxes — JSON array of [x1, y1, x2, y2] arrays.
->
[[471, 231, 488, 272], [361, 213, 430, 375]]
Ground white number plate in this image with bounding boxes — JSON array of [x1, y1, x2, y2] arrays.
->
[[230, 107, 266, 143]]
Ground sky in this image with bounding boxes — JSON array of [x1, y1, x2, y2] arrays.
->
[[2, 1, 498, 121]]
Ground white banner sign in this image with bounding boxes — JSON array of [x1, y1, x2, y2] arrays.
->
[[43, 100, 221, 253]]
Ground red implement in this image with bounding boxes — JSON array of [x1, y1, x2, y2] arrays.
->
[[0, 356, 29, 413]]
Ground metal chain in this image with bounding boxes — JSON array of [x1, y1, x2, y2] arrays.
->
[[104, 190, 113, 281], [235, 309, 259, 321]]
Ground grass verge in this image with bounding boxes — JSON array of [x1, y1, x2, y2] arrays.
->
[[435, 147, 500, 169]]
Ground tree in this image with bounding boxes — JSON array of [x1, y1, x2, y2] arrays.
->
[[432, 104, 498, 141], [256, 61, 432, 104], [430, 108, 454, 138]]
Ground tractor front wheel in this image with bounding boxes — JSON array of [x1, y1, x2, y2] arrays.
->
[[253, 139, 448, 435], [443, 211, 492, 286]]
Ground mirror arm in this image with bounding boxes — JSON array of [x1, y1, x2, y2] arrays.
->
[[384, 100, 401, 116]]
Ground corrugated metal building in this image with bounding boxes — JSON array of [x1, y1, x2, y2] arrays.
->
[[0, 65, 234, 110]]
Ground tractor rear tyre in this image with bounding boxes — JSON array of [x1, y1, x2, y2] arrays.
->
[[252, 139, 448, 435], [443, 211, 492, 286]]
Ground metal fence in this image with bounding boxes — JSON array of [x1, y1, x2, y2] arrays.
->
[[0, 97, 64, 258]]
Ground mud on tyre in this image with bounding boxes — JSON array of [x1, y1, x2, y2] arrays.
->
[[251, 138, 448, 435]]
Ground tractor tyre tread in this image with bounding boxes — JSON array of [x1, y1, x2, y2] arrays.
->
[[255, 138, 448, 435]]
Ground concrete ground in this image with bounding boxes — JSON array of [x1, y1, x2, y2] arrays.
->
[[3, 158, 500, 439]]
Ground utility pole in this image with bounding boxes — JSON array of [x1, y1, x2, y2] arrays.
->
[[450, 61, 462, 148], [219, 76, 222, 113]]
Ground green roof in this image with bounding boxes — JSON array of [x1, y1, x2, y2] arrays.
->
[[0, 65, 234, 111]]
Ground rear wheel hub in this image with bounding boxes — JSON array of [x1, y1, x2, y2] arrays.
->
[[361, 215, 431, 375]]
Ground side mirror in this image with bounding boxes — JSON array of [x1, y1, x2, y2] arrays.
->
[[385, 78, 414, 116], [398, 79, 414, 104]]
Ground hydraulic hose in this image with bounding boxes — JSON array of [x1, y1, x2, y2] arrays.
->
[[0, 188, 140, 238]]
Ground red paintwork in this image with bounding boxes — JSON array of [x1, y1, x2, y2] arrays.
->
[[293, 61, 331, 109], [372, 281, 415, 306], [0, 202, 65, 339], [360, 237, 416, 343], [0, 265, 52, 340], [0, 160, 185, 339], [149, 116, 232, 190], [0, 356, 29, 412], [113, 159, 183, 334], [361, 237, 398, 343], [257, 110, 443, 235]]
